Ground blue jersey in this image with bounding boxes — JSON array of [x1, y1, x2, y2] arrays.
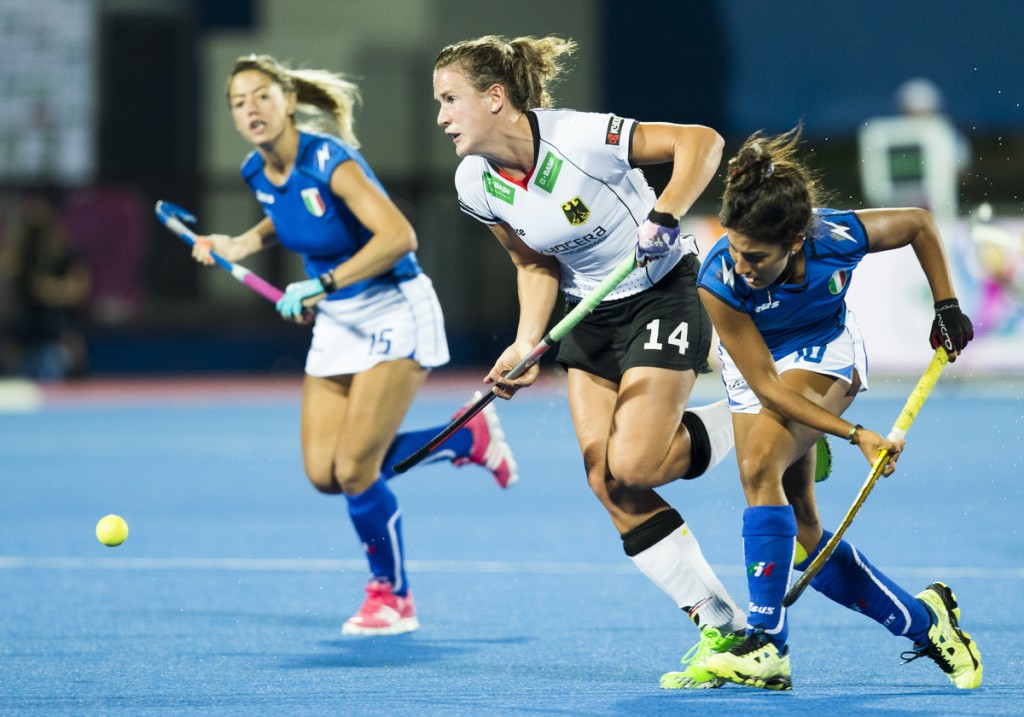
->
[[697, 209, 869, 358], [242, 131, 421, 299]]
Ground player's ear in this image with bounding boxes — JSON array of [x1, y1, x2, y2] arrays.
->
[[487, 83, 505, 114]]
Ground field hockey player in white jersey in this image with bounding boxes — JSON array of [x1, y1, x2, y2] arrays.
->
[[696, 128, 981, 690], [433, 35, 756, 688], [191, 54, 518, 637]]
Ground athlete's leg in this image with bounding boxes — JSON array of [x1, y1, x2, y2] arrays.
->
[[708, 368, 934, 689], [726, 370, 852, 641], [698, 402, 807, 691], [780, 371, 933, 642], [378, 395, 518, 488], [300, 359, 426, 494], [601, 365, 731, 488], [568, 367, 676, 532], [569, 368, 744, 637], [302, 360, 425, 603]]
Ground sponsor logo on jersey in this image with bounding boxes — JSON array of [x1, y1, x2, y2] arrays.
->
[[561, 196, 590, 226], [255, 190, 275, 205], [541, 226, 608, 256], [606, 116, 624, 145], [484, 172, 516, 204], [316, 143, 331, 173], [828, 269, 848, 294], [301, 188, 327, 217], [718, 256, 735, 288], [754, 298, 780, 313], [534, 152, 563, 193], [824, 219, 855, 242]]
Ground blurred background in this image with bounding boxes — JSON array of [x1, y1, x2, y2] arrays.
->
[[1, 0, 1022, 380]]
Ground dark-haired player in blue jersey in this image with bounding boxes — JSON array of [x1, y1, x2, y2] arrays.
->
[[696, 127, 981, 690], [192, 54, 517, 636]]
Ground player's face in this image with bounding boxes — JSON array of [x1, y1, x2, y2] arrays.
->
[[726, 231, 794, 289], [228, 70, 296, 147], [433, 64, 497, 158]]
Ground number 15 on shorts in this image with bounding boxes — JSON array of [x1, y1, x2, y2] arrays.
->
[[369, 328, 393, 356]]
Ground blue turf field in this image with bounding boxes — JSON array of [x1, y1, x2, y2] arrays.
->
[[1, 375, 1021, 716]]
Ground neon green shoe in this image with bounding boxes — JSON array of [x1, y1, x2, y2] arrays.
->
[[902, 582, 983, 689], [814, 435, 832, 482], [703, 631, 792, 691], [659, 626, 746, 689]]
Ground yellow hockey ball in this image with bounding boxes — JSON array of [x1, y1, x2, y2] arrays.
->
[[96, 514, 129, 547]]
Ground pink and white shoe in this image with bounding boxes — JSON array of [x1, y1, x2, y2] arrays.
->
[[341, 580, 419, 636], [452, 392, 519, 488]]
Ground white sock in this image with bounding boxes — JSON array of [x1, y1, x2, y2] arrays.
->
[[630, 522, 745, 633], [687, 399, 734, 474]]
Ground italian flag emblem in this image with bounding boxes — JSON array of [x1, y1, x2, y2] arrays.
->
[[828, 270, 848, 294], [301, 188, 326, 217]]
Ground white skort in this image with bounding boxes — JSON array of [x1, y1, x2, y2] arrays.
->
[[719, 308, 869, 414], [305, 273, 450, 377]]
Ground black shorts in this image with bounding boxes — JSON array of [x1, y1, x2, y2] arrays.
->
[[556, 254, 712, 381]]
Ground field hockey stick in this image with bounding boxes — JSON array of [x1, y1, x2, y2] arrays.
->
[[782, 347, 949, 607], [392, 252, 639, 474], [155, 200, 286, 304]]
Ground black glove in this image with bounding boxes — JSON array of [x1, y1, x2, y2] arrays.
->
[[930, 298, 974, 355]]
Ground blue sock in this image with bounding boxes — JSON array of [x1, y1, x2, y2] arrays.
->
[[742, 505, 797, 649], [796, 530, 932, 643], [345, 479, 408, 596], [379, 426, 474, 480]]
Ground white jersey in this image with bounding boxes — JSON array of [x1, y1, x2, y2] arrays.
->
[[455, 109, 694, 302]]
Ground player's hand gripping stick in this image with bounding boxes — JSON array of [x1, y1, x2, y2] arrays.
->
[[392, 253, 639, 474], [155, 200, 314, 321], [635, 209, 681, 266], [930, 298, 973, 359]]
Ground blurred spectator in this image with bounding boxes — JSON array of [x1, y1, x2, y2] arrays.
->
[[61, 186, 145, 326], [966, 203, 1024, 336], [857, 77, 972, 220], [0, 192, 91, 380]]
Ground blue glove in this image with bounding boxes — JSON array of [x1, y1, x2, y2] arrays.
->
[[276, 278, 323, 319], [635, 209, 681, 266]]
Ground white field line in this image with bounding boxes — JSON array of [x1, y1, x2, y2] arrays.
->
[[0, 555, 1021, 580]]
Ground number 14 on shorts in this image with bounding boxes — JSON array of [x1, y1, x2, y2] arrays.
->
[[643, 319, 690, 354]]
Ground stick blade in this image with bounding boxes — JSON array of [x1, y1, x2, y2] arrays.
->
[[155, 200, 196, 225], [782, 578, 809, 608]]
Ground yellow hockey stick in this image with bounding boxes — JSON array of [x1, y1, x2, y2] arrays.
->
[[782, 347, 949, 607]]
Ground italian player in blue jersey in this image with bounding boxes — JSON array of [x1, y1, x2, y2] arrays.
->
[[192, 54, 517, 636], [696, 128, 981, 690]]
